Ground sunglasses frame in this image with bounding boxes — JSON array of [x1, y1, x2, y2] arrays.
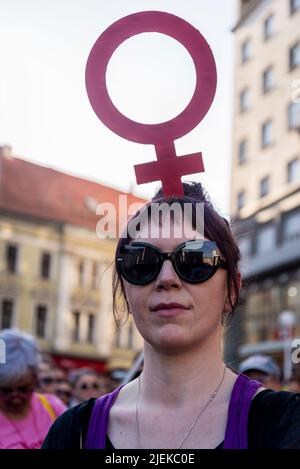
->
[[0, 385, 35, 396], [117, 240, 228, 286], [79, 382, 100, 391]]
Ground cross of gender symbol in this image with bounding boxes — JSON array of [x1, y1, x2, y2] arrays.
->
[[85, 11, 217, 196]]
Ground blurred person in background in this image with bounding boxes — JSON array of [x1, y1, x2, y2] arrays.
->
[[37, 368, 57, 395], [239, 355, 281, 391], [54, 380, 73, 407], [52, 367, 66, 383], [0, 329, 67, 449], [69, 368, 102, 406], [37, 366, 66, 395], [98, 373, 117, 395]]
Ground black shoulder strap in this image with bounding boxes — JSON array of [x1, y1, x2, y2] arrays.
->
[[79, 398, 96, 448]]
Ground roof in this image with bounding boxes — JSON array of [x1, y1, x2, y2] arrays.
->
[[232, 0, 263, 32], [0, 151, 148, 231]]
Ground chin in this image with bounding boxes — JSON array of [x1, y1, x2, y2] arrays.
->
[[147, 324, 196, 354]]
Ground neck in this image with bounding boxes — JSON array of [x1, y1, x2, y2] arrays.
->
[[141, 330, 233, 407]]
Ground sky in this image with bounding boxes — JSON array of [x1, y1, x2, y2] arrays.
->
[[0, 0, 238, 217]]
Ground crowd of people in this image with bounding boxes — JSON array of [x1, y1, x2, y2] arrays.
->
[[0, 328, 118, 449]]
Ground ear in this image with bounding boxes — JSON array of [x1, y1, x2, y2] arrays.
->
[[223, 272, 242, 315]]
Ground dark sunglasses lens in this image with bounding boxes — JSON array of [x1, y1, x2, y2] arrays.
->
[[41, 377, 54, 385], [0, 385, 33, 395], [80, 383, 99, 391], [57, 390, 71, 398], [175, 241, 217, 283], [120, 244, 161, 284], [0, 387, 11, 395]]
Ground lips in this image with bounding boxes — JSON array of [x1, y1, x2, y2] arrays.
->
[[150, 302, 190, 317], [151, 302, 189, 311]]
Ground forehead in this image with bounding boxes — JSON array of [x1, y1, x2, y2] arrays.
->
[[78, 374, 98, 382], [132, 229, 208, 253], [126, 210, 206, 251]]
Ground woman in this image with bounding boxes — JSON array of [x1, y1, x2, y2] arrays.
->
[[42, 182, 300, 449], [0, 329, 67, 449], [68, 368, 103, 407]]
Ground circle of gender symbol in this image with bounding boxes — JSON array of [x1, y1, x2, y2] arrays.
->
[[85, 11, 217, 195]]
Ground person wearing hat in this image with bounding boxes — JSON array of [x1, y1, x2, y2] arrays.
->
[[239, 355, 281, 391]]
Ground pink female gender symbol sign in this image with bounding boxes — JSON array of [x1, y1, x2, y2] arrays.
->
[[85, 11, 217, 196]]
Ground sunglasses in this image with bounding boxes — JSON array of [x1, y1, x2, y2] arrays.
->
[[117, 240, 228, 286], [39, 376, 55, 385], [56, 389, 72, 398], [0, 385, 35, 396], [79, 382, 99, 391]]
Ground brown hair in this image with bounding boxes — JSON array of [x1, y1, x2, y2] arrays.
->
[[112, 182, 241, 326]]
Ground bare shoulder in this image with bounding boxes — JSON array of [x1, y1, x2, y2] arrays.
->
[[109, 379, 138, 421], [108, 379, 139, 448]]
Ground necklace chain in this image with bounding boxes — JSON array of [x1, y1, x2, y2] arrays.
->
[[136, 364, 227, 449]]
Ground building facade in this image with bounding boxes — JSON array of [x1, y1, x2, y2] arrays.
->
[[226, 0, 300, 369], [0, 146, 145, 374]]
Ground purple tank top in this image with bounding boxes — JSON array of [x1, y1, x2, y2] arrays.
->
[[84, 373, 261, 449]]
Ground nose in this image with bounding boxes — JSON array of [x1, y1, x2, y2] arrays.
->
[[154, 259, 182, 290]]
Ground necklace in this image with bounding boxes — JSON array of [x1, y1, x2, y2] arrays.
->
[[136, 364, 227, 449]]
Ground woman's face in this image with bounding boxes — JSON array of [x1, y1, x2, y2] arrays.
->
[[123, 222, 230, 354], [0, 371, 36, 413], [74, 374, 101, 402]]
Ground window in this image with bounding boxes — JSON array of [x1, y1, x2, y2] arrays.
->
[[288, 102, 300, 129], [283, 209, 300, 242], [287, 158, 300, 183], [91, 262, 98, 289], [289, 42, 300, 71], [238, 140, 247, 164], [87, 314, 95, 343], [241, 39, 251, 63], [128, 322, 134, 348], [261, 120, 273, 147], [78, 261, 85, 287], [240, 88, 250, 112], [72, 311, 81, 342], [263, 15, 274, 41], [237, 191, 245, 210], [262, 67, 274, 93], [290, 0, 300, 15], [35, 305, 47, 338], [238, 236, 252, 258], [260, 176, 270, 197], [6, 244, 18, 274], [40, 252, 51, 279], [256, 224, 276, 254], [115, 329, 122, 348], [1, 299, 13, 329]]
